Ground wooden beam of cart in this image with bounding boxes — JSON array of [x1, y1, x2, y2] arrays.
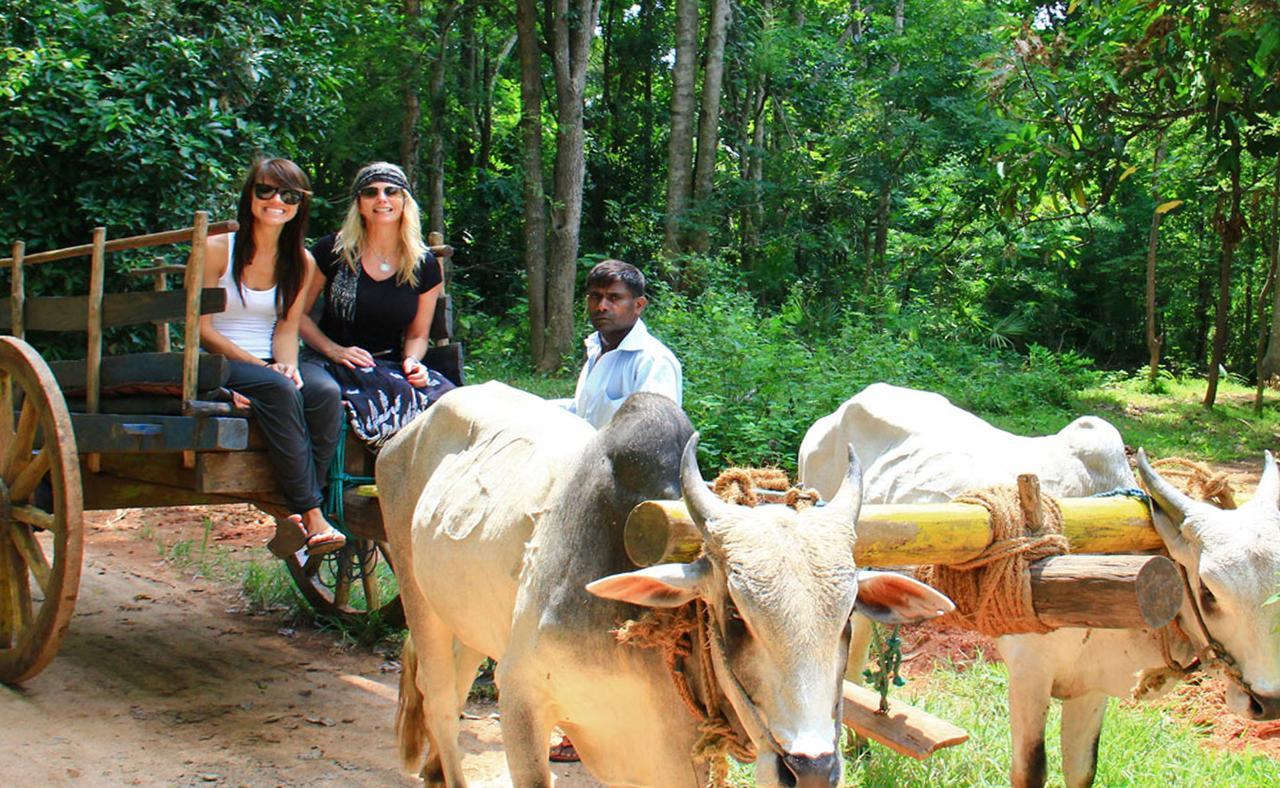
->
[[624, 495, 1163, 568], [0, 221, 238, 266]]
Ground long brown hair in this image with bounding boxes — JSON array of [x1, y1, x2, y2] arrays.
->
[[232, 158, 312, 315]]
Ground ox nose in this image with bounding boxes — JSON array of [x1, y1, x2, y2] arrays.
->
[[1245, 690, 1280, 721], [780, 751, 840, 787]]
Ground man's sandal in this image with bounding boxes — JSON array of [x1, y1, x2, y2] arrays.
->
[[305, 526, 347, 557], [549, 737, 580, 763]]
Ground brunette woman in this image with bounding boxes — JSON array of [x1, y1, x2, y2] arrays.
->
[[201, 158, 345, 555]]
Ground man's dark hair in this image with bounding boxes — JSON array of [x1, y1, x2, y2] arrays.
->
[[587, 259, 646, 298]]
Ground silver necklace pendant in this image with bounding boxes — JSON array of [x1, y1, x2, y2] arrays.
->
[[378, 261, 393, 273]]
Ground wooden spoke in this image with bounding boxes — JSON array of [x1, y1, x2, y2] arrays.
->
[[281, 535, 402, 626], [8, 449, 49, 504], [8, 526, 51, 594], [0, 336, 82, 684], [360, 548, 381, 612], [332, 556, 353, 609], [0, 537, 32, 647], [10, 505, 56, 532], [3, 397, 36, 482], [0, 536, 15, 648]]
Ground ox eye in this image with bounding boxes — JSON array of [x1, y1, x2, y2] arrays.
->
[[724, 599, 749, 639], [1199, 585, 1218, 612]]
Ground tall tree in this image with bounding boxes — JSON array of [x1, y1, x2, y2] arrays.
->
[[690, 0, 731, 253], [1145, 134, 1167, 386], [516, 0, 549, 363], [664, 0, 698, 257], [424, 3, 462, 238], [543, 0, 603, 369]]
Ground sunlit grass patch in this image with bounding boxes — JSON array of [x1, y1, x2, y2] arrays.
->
[[1076, 374, 1280, 462], [723, 655, 1278, 785]]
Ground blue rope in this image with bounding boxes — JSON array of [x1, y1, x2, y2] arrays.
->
[[322, 418, 374, 537], [1092, 486, 1151, 502]]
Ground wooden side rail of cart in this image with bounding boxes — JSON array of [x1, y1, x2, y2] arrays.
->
[[0, 214, 461, 684]]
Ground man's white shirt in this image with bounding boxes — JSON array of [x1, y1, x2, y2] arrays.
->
[[559, 318, 682, 429]]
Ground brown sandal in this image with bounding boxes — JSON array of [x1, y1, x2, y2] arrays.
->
[[305, 526, 346, 557], [549, 736, 580, 763]]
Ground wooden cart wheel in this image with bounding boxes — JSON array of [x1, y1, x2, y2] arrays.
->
[[284, 538, 404, 627], [0, 337, 83, 683]]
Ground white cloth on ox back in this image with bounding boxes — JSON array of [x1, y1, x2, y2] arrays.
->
[[798, 382, 1135, 502], [559, 318, 683, 429]]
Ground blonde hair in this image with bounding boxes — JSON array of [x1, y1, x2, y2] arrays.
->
[[334, 173, 426, 288]]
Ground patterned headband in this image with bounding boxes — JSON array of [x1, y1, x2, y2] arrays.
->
[[352, 164, 412, 201]]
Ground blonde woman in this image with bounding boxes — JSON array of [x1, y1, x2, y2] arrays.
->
[[301, 162, 455, 448]]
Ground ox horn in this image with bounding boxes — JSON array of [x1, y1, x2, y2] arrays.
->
[[1248, 450, 1280, 512], [811, 443, 863, 532], [681, 432, 732, 536], [1136, 448, 1206, 535]]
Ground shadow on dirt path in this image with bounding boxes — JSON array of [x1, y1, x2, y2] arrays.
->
[[0, 508, 595, 787]]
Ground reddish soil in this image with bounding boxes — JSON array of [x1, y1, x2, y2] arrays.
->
[[0, 505, 592, 787]]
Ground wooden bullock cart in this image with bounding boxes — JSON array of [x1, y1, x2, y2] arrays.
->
[[0, 213, 462, 684]]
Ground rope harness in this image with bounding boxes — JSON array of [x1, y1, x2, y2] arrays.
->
[[916, 486, 1069, 636], [1131, 458, 1252, 700], [614, 466, 816, 787]]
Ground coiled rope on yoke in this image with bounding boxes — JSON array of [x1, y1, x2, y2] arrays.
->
[[916, 485, 1069, 637]]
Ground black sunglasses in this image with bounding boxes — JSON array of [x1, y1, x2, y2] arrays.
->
[[358, 185, 405, 199], [253, 183, 307, 205]]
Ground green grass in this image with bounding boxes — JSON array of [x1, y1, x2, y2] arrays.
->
[[1071, 374, 1280, 463], [721, 656, 1280, 786]]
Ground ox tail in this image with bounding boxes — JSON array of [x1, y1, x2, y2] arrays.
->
[[396, 632, 428, 771]]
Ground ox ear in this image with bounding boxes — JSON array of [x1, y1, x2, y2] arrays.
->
[[854, 570, 955, 625], [586, 559, 710, 608]]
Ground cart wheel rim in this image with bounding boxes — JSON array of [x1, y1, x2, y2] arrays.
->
[[0, 336, 84, 684]]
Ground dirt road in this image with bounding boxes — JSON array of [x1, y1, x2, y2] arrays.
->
[[0, 507, 593, 787]]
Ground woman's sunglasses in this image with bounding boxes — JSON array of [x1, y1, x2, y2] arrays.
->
[[252, 183, 307, 205], [359, 185, 405, 199]]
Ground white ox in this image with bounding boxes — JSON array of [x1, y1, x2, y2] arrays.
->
[[799, 383, 1280, 788], [380, 382, 952, 787]]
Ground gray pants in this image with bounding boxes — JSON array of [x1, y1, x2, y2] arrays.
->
[[226, 360, 341, 513]]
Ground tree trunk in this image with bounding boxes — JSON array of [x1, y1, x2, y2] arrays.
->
[[663, 0, 698, 257], [399, 0, 423, 191], [889, 0, 904, 77], [542, 0, 602, 371], [1257, 158, 1280, 387], [690, 0, 731, 253], [425, 3, 461, 238], [1204, 142, 1244, 408], [1145, 134, 1166, 387], [479, 35, 517, 174], [517, 0, 548, 363]]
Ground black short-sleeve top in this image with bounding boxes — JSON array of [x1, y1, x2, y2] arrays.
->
[[309, 232, 443, 359]]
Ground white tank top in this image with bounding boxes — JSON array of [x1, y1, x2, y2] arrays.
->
[[209, 232, 278, 360]]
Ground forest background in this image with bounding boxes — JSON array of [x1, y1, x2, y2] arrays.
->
[[2, 0, 1280, 469]]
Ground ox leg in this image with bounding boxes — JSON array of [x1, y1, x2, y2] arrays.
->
[[843, 614, 875, 758], [413, 623, 471, 786], [1003, 660, 1052, 788], [453, 642, 487, 710], [497, 681, 557, 788], [1060, 693, 1107, 788]]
